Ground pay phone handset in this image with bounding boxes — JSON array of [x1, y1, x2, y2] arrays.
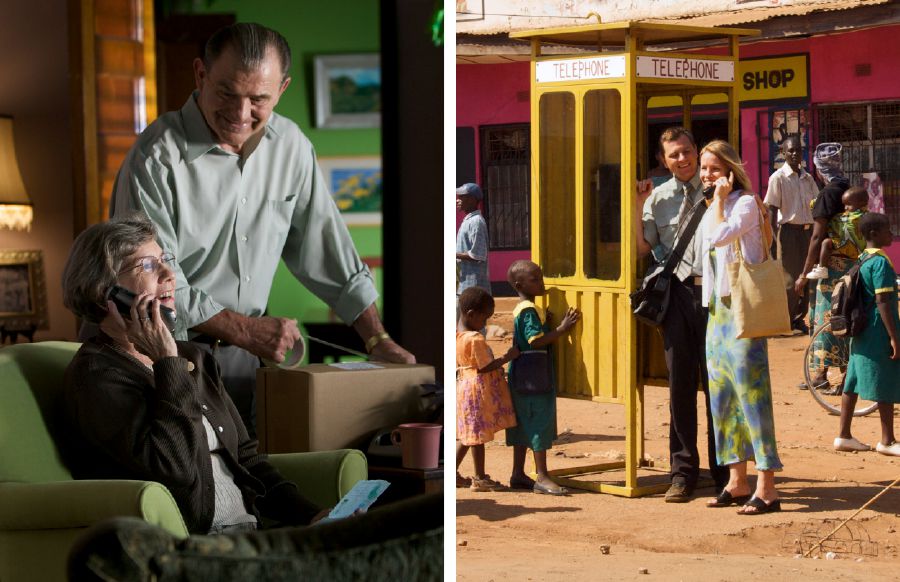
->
[[107, 285, 177, 333]]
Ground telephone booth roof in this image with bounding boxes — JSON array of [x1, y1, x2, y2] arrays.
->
[[510, 21, 759, 50]]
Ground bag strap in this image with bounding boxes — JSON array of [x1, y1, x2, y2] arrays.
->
[[730, 193, 774, 263], [661, 196, 708, 276]]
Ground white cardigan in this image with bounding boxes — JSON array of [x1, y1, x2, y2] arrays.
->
[[700, 190, 768, 307]]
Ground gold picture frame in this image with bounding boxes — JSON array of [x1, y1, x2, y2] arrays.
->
[[0, 249, 49, 329]]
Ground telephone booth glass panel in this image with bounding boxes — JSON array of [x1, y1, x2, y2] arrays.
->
[[539, 92, 576, 278], [583, 89, 622, 281]]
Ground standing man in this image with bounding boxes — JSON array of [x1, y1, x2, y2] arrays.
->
[[634, 127, 729, 502], [764, 136, 818, 334], [456, 183, 491, 296], [110, 23, 414, 438]]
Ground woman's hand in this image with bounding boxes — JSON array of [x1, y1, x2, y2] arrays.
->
[[107, 293, 177, 362], [310, 507, 332, 525], [714, 171, 734, 202], [504, 346, 521, 362], [890, 337, 900, 360]]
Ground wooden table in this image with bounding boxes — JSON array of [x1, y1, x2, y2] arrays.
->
[[367, 463, 444, 506]]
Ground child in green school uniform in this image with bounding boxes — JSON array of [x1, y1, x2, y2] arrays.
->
[[505, 260, 581, 495], [834, 212, 900, 456]]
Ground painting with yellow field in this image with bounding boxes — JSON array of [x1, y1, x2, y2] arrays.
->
[[318, 156, 382, 225]]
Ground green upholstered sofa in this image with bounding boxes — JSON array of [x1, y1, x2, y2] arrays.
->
[[0, 341, 367, 582]]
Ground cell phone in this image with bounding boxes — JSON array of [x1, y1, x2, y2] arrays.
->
[[702, 185, 716, 200], [107, 285, 177, 332]]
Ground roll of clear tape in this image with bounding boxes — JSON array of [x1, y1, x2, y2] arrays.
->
[[262, 334, 307, 369]]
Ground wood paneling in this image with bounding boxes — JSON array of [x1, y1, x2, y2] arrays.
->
[[71, 0, 156, 232]]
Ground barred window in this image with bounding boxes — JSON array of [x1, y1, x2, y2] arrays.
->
[[817, 102, 900, 235], [480, 124, 531, 250]]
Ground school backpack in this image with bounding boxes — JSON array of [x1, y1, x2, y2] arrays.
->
[[830, 253, 876, 337]]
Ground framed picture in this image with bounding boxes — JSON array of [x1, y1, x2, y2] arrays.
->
[[0, 250, 49, 329], [314, 54, 381, 129], [318, 156, 382, 225]]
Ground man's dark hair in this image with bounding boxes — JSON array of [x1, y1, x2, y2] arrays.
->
[[858, 211, 890, 241], [459, 287, 494, 314], [204, 23, 292, 80], [659, 126, 697, 151]]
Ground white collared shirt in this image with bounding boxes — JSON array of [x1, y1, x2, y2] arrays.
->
[[700, 190, 769, 307], [763, 163, 818, 225]]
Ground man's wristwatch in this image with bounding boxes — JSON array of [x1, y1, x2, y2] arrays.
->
[[365, 331, 391, 353]]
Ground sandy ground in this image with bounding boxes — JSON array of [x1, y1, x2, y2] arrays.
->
[[456, 298, 900, 580]]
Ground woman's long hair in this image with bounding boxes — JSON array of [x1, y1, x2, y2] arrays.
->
[[700, 139, 774, 249], [700, 139, 752, 192]]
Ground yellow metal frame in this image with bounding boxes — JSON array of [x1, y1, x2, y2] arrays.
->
[[515, 22, 758, 497]]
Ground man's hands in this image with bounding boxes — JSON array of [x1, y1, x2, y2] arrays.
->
[[353, 303, 416, 364], [106, 294, 177, 362], [242, 316, 302, 362], [195, 303, 416, 365], [637, 179, 653, 206], [369, 338, 416, 364], [193, 310, 300, 363]]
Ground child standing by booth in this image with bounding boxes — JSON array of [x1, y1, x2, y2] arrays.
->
[[505, 260, 581, 495], [834, 212, 900, 456], [456, 286, 520, 491]]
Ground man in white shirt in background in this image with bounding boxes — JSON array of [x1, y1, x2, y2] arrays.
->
[[764, 136, 819, 335]]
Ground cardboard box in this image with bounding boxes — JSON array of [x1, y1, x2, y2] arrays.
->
[[256, 362, 436, 454]]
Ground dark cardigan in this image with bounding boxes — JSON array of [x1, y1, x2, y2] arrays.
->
[[62, 333, 319, 534]]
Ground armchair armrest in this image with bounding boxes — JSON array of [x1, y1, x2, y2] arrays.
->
[[0, 480, 189, 539], [267, 449, 367, 507]]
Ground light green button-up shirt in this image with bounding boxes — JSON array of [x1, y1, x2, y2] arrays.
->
[[110, 94, 378, 339], [641, 172, 705, 281]]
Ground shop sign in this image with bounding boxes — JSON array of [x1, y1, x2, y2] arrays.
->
[[636, 56, 734, 82], [738, 54, 808, 103], [536, 55, 626, 83]]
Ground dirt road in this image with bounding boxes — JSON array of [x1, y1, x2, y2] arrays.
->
[[456, 301, 900, 580]]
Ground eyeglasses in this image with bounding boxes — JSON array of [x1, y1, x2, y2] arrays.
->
[[118, 252, 176, 275]]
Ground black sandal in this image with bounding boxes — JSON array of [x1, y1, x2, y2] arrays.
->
[[737, 496, 782, 515], [707, 489, 751, 508]]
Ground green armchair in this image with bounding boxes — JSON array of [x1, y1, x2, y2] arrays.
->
[[0, 341, 367, 582]]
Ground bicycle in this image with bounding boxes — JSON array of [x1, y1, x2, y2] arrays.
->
[[803, 320, 878, 417]]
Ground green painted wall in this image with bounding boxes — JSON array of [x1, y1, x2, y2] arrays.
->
[[198, 0, 382, 324]]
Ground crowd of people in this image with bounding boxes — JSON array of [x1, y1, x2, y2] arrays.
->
[[455, 127, 900, 514]]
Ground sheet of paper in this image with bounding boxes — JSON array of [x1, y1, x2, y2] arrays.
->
[[326, 479, 390, 520], [328, 362, 384, 370]]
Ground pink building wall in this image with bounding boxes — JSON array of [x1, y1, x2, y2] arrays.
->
[[457, 61, 532, 288], [457, 25, 900, 275]]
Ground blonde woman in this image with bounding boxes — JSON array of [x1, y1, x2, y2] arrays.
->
[[699, 140, 783, 515]]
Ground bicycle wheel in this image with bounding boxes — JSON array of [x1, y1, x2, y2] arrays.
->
[[803, 321, 878, 416]]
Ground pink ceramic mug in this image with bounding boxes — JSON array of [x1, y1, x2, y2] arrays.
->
[[390, 423, 442, 469]]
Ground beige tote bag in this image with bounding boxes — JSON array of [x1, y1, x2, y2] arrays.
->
[[725, 204, 792, 339]]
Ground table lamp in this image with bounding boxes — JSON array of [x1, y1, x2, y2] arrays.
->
[[0, 116, 32, 231]]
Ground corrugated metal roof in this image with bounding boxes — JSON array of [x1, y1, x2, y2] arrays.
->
[[649, 0, 890, 27]]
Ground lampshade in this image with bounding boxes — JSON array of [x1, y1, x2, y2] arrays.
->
[[0, 116, 33, 231]]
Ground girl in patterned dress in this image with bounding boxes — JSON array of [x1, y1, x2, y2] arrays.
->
[[835, 212, 900, 457], [699, 140, 783, 515], [456, 287, 519, 491]]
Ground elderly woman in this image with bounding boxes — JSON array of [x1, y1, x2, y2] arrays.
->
[[61, 212, 323, 534], [699, 140, 783, 515]]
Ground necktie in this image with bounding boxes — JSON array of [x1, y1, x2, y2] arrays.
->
[[676, 182, 693, 228]]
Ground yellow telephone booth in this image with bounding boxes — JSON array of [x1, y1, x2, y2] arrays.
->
[[509, 22, 759, 497]]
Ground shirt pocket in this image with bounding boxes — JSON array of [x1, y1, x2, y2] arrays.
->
[[263, 199, 294, 248]]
